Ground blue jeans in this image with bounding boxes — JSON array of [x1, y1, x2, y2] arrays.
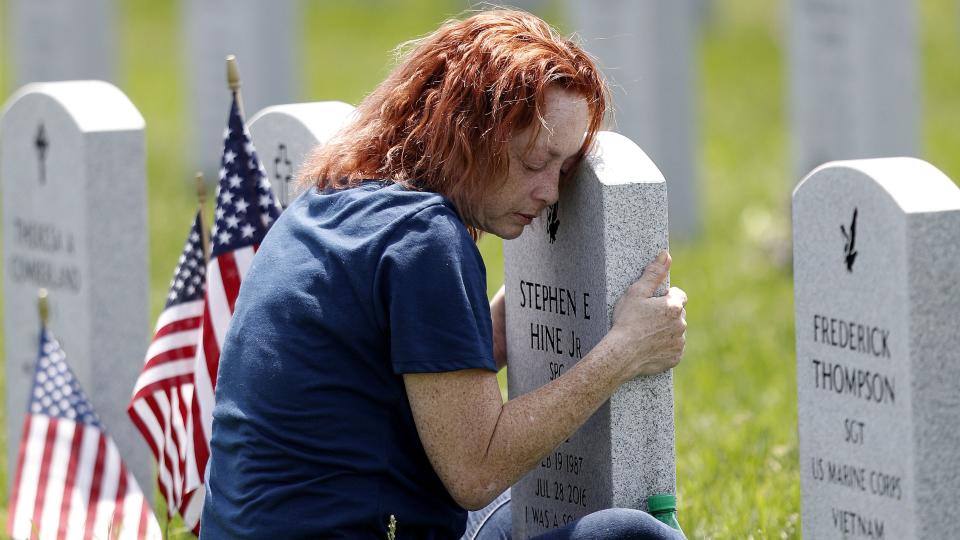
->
[[461, 489, 685, 540]]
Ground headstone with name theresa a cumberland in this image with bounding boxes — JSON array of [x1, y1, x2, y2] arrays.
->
[[247, 101, 355, 208], [505, 131, 675, 538], [793, 157, 960, 539], [0, 80, 151, 495]]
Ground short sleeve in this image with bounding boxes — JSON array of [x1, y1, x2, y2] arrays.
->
[[377, 204, 496, 374]]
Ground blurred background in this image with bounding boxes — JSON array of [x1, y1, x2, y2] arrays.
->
[[1, 0, 959, 537]]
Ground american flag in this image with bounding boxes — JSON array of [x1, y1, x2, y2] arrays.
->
[[128, 212, 207, 533], [8, 327, 162, 540], [187, 91, 282, 493]]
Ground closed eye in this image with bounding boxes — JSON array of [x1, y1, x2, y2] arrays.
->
[[522, 161, 546, 172]]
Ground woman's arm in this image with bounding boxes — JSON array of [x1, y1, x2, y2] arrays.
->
[[404, 252, 686, 510]]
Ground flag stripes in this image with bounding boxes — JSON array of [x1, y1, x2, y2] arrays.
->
[[9, 414, 160, 539], [132, 91, 281, 532], [127, 212, 207, 534], [187, 91, 279, 496]]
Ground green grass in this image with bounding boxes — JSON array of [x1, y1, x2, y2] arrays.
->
[[2, 0, 959, 538]]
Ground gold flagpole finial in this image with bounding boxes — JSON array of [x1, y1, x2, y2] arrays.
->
[[226, 55, 246, 118], [196, 172, 211, 265], [195, 171, 207, 206], [226, 55, 241, 92], [38, 288, 49, 326]]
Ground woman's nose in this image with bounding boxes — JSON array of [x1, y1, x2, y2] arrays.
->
[[531, 168, 560, 206]]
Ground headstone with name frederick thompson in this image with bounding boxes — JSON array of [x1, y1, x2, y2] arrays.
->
[[506, 131, 675, 538], [1, 81, 152, 495], [247, 101, 356, 208], [182, 0, 299, 179], [567, 0, 699, 240], [788, 0, 920, 182], [793, 158, 960, 538], [6, 0, 117, 87]]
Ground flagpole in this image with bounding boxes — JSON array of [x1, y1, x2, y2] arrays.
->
[[226, 54, 245, 118], [38, 288, 49, 327], [196, 172, 210, 264]]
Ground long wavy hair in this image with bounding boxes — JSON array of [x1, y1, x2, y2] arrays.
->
[[299, 9, 608, 237]]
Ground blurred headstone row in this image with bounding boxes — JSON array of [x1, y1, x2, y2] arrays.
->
[[4, 0, 923, 241]]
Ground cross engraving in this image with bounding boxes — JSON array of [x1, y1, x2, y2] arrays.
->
[[273, 143, 294, 208]]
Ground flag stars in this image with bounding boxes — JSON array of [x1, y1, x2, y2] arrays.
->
[[208, 96, 281, 259], [163, 213, 208, 307], [29, 333, 103, 427]]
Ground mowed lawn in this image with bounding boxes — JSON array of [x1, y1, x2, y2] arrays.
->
[[1, 0, 958, 537]]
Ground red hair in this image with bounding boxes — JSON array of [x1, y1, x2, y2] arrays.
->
[[300, 9, 608, 237]]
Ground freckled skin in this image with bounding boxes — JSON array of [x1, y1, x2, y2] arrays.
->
[[472, 88, 589, 240], [403, 90, 688, 512]]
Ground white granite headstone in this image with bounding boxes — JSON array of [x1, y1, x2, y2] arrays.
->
[[182, 0, 299, 178], [567, 0, 699, 240], [247, 101, 356, 208], [788, 0, 920, 182], [506, 131, 675, 538], [7, 0, 117, 86], [793, 158, 960, 538], [1, 81, 152, 495]]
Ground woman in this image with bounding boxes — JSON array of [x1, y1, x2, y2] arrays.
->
[[201, 9, 687, 539]]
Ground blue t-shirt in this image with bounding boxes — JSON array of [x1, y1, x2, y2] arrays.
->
[[200, 182, 496, 539]]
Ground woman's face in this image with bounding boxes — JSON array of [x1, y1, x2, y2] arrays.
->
[[474, 88, 590, 240]]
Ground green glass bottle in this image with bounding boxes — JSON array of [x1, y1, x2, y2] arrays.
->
[[647, 493, 684, 535]]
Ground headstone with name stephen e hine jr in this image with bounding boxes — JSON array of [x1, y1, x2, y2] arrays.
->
[[7, 0, 117, 86], [566, 0, 699, 240], [788, 0, 920, 182], [0, 80, 152, 495], [182, 0, 299, 179], [247, 101, 356, 208], [506, 131, 675, 538], [793, 157, 960, 538]]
